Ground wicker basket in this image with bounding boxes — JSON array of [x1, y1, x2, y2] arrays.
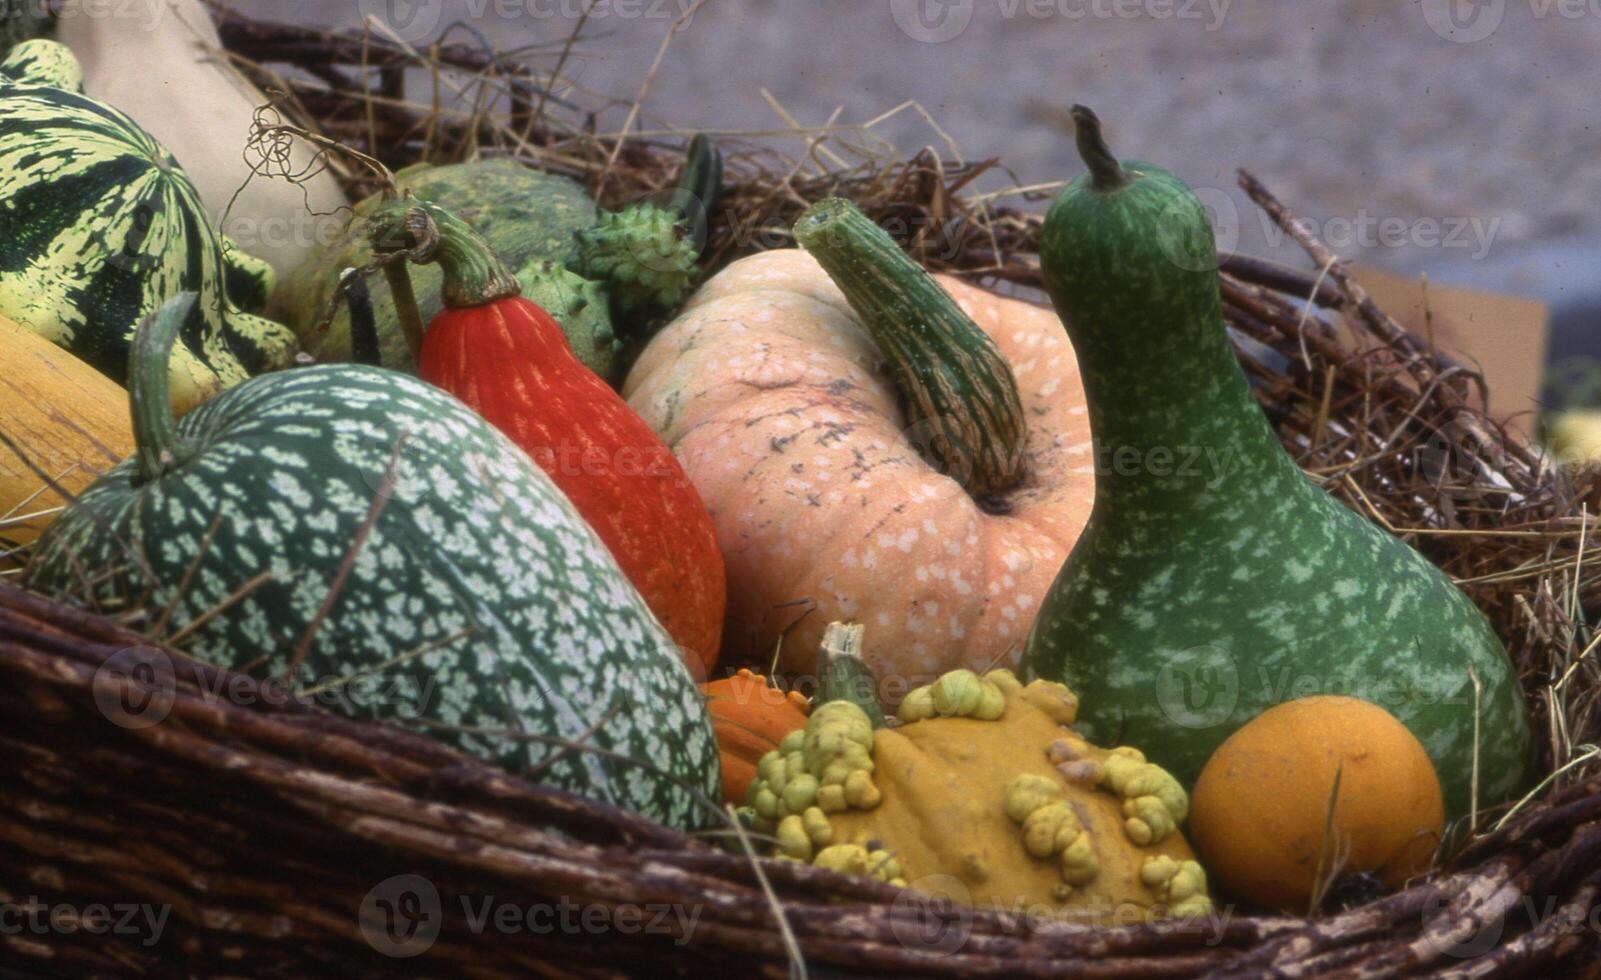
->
[[0, 6, 1597, 975]]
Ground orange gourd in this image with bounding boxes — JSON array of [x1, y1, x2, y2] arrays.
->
[[701, 669, 809, 804], [1189, 695, 1446, 911], [625, 248, 1094, 686]]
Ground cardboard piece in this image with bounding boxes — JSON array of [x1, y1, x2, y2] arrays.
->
[[1351, 264, 1549, 436]]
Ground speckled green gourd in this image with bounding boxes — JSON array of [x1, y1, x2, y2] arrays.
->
[[276, 159, 696, 381], [1020, 107, 1533, 821], [25, 293, 720, 830], [0, 41, 292, 405]]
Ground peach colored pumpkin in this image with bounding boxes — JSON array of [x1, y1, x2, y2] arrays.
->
[[624, 249, 1093, 690]]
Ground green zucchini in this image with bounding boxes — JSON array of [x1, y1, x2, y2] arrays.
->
[[794, 198, 1028, 498], [1020, 106, 1533, 821]]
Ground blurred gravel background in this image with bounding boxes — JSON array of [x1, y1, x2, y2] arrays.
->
[[260, 0, 1600, 351]]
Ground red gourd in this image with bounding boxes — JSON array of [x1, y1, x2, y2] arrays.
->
[[370, 201, 726, 674]]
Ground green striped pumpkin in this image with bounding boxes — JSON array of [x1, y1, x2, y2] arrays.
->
[[0, 40, 293, 413], [25, 293, 720, 830]]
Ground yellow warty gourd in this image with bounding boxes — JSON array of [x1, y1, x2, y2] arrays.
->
[[743, 628, 1211, 922]]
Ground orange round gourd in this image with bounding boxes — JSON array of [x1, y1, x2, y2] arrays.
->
[[624, 249, 1094, 684], [701, 669, 809, 804], [1189, 695, 1445, 911]]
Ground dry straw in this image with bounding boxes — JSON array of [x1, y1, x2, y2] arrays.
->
[[0, 4, 1597, 973]]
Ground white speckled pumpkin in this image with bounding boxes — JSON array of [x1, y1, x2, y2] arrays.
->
[[623, 249, 1094, 686]]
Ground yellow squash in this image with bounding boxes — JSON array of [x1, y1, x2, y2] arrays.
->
[[0, 315, 131, 563]]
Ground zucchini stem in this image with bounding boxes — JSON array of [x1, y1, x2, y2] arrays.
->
[[1070, 105, 1132, 192], [130, 293, 200, 483]]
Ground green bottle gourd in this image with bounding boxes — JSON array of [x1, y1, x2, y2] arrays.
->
[[1021, 106, 1533, 821]]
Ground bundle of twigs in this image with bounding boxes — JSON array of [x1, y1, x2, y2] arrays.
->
[[0, 4, 1596, 974]]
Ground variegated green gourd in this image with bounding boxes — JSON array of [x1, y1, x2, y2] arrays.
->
[[793, 198, 1028, 498], [1020, 106, 1534, 820], [276, 140, 715, 382], [25, 293, 720, 830], [743, 623, 1211, 920], [0, 40, 295, 414]]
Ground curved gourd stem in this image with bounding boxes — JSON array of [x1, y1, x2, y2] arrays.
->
[[130, 293, 200, 483], [794, 198, 1028, 499], [815, 622, 888, 730], [382, 262, 427, 359], [369, 198, 522, 315], [1070, 105, 1132, 192]]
